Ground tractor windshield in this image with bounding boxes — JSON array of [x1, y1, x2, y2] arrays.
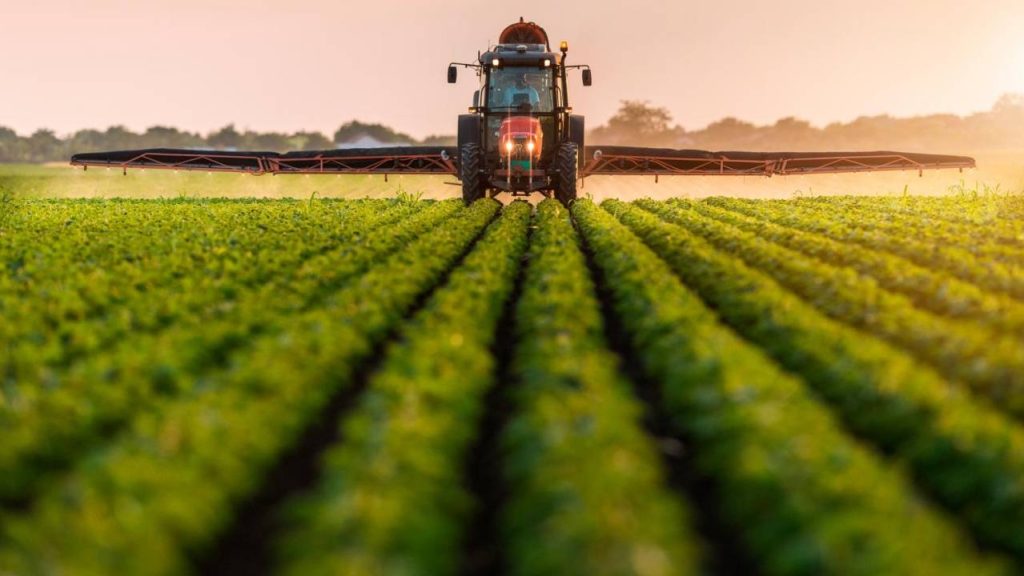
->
[[486, 67, 554, 113]]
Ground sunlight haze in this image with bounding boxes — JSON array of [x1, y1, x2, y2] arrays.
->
[[1, 0, 1022, 138]]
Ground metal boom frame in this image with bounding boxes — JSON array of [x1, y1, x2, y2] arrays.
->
[[71, 146, 974, 179]]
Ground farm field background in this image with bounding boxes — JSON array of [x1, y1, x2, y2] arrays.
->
[[2, 190, 1024, 575], [2, 149, 1022, 201]]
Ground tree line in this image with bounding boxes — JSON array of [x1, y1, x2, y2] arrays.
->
[[0, 121, 456, 164], [1, 95, 1021, 163], [591, 94, 1024, 152]]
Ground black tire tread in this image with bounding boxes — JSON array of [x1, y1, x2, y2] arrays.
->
[[555, 143, 578, 206], [461, 143, 485, 205]]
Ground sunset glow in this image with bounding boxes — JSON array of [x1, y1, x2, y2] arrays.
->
[[0, 0, 1022, 138]]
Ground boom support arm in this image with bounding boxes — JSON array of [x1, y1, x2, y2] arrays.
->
[[581, 147, 975, 177], [70, 147, 459, 175], [71, 146, 974, 179]]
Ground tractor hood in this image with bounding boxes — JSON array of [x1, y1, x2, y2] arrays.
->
[[499, 116, 543, 159]]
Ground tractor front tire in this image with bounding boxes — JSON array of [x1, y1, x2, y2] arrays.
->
[[555, 143, 579, 206], [460, 143, 485, 205]]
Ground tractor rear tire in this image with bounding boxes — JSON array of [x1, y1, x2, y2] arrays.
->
[[555, 143, 578, 206], [461, 143, 485, 205]]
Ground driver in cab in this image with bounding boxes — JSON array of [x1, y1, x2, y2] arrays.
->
[[496, 73, 540, 109]]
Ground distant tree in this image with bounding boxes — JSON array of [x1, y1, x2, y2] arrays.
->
[[208, 124, 244, 149], [421, 134, 457, 146], [101, 126, 142, 151], [614, 100, 674, 133], [141, 126, 202, 149], [0, 127, 21, 162], [589, 100, 685, 146], [842, 115, 897, 148], [977, 93, 1024, 149], [334, 121, 416, 145], [897, 114, 964, 151], [761, 117, 819, 150], [249, 131, 291, 151], [691, 117, 759, 149], [67, 129, 108, 154], [289, 131, 333, 151], [993, 93, 1024, 113], [26, 129, 62, 163]]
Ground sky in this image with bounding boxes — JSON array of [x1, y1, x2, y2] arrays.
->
[[1, 0, 1022, 139]]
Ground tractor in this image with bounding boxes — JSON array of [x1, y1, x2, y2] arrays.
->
[[447, 19, 591, 205]]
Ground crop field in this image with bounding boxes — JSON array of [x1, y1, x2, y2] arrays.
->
[[2, 193, 1024, 575]]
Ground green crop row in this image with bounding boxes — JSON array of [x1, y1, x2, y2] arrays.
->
[[606, 199, 1024, 564], [785, 195, 1024, 243], [275, 201, 530, 576], [575, 198, 1008, 575], [0, 199, 500, 576], [0, 200, 462, 505], [0, 200, 236, 267], [707, 197, 1024, 301], [794, 192, 1024, 251], [0, 198, 393, 265], [764, 197, 1024, 263], [1, 202, 242, 329], [680, 199, 1024, 338], [0, 199, 413, 373], [501, 200, 698, 576], [0, 200, 375, 302], [643, 199, 1024, 417]]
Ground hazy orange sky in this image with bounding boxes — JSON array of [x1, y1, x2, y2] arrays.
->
[[1, 0, 1022, 139]]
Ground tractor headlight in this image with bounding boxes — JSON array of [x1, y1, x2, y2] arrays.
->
[[505, 140, 514, 153], [543, 59, 551, 67], [526, 140, 535, 152], [492, 58, 500, 67]]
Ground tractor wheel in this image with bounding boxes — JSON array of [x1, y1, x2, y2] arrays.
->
[[555, 143, 579, 206], [460, 143, 485, 205]]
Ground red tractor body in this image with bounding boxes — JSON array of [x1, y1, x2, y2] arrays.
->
[[499, 116, 543, 161]]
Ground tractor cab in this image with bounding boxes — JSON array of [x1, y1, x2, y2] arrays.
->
[[480, 48, 560, 192], [449, 18, 591, 204]]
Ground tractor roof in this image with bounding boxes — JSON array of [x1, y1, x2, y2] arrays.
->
[[480, 44, 559, 67]]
